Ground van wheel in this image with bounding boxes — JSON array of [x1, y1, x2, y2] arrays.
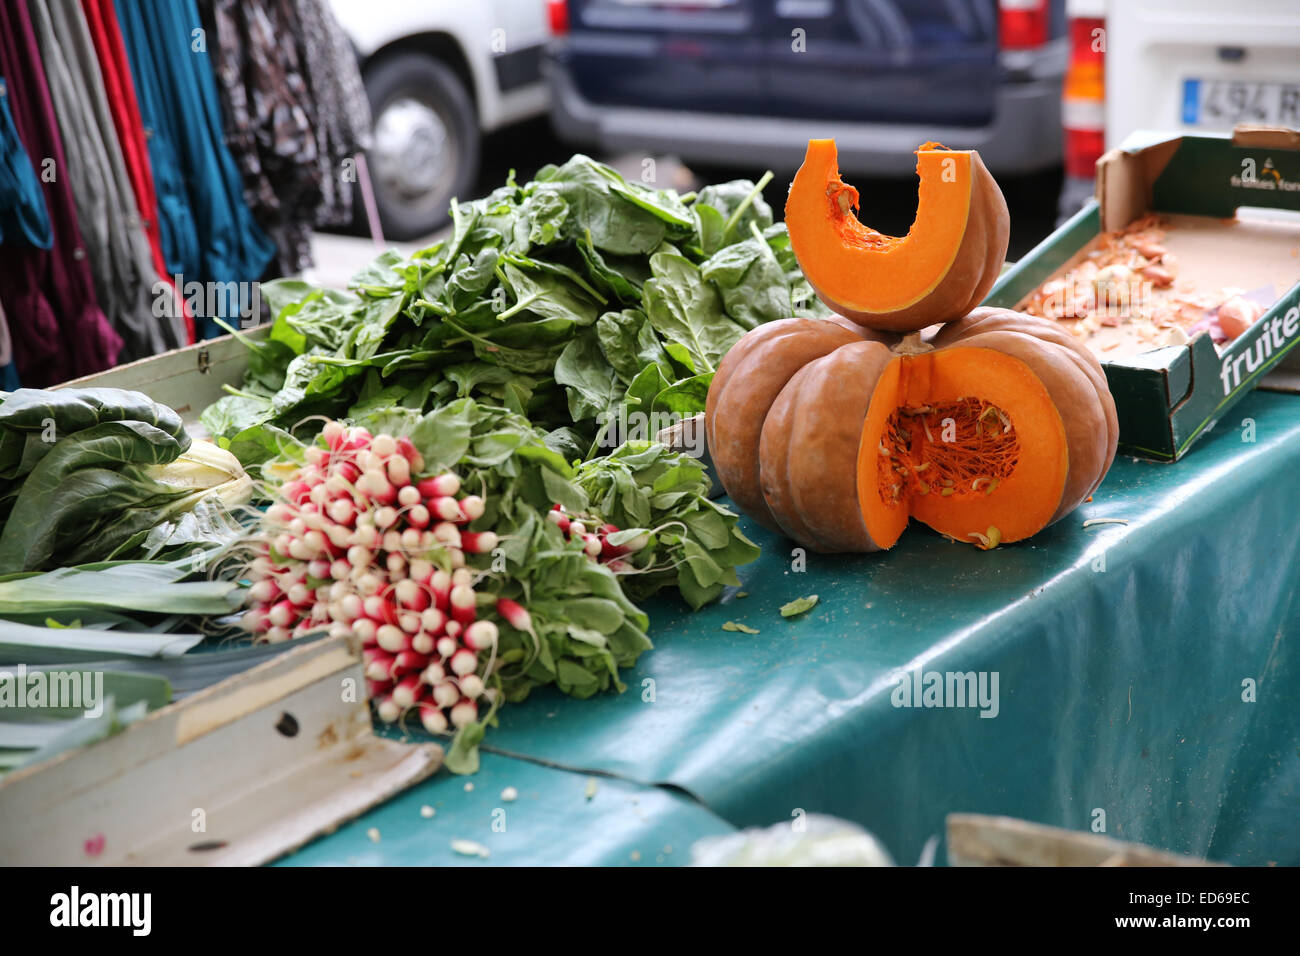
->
[[362, 52, 479, 240]]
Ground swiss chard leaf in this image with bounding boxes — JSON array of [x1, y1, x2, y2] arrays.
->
[[0, 420, 191, 573]]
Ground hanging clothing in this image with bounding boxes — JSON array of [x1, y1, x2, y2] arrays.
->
[[292, 0, 371, 228], [113, 0, 200, 281], [0, 0, 121, 386], [80, 0, 194, 344], [198, 0, 373, 272], [30, 0, 186, 359], [199, 0, 322, 276], [116, 0, 274, 338], [0, 75, 53, 249]]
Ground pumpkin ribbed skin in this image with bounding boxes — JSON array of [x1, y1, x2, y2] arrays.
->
[[759, 340, 896, 551], [704, 316, 893, 532], [706, 310, 1119, 553]]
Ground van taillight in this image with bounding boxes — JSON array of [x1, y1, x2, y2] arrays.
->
[[548, 0, 569, 35], [1063, 15, 1106, 179], [999, 0, 1049, 50]]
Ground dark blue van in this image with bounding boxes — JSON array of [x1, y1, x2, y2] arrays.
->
[[546, 0, 1066, 175]]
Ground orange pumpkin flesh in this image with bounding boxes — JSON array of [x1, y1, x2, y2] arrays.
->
[[707, 310, 1118, 553], [785, 139, 1010, 332], [857, 348, 1068, 549]]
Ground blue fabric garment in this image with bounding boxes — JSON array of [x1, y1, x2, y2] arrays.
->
[[114, 0, 274, 337], [112, 0, 198, 279], [0, 75, 53, 249]]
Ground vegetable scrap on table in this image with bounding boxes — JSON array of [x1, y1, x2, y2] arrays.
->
[[1019, 214, 1277, 357], [779, 595, 819, 618]]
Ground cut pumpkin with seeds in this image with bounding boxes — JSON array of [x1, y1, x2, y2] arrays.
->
[[785, 139, 1010, 332], [705, 307, 1118, 553]]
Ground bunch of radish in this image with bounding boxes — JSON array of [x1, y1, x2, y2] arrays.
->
[[545, 503, 647, 572], [240, 421, 517, 735]]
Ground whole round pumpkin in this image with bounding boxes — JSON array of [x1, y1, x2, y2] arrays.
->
[[705, 308, 1118, 552], [785, 139, 1010, 332]]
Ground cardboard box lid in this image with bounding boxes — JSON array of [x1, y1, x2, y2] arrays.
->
[[1098, 124, 1300, 232]]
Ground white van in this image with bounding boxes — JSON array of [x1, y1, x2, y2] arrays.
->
[[329, 0, 557, 238], [1060, 0, 1300, 216]]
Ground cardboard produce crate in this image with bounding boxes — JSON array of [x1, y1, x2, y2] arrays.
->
[[985, 126, 1300, 461]]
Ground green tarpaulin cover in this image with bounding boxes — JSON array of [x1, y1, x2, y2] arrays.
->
[[287, 390, 1299, 866]]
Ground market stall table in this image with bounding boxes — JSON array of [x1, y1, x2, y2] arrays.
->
[[274, 751, 734, 866], [42, 346, 1297, 867], [429, 388, 1296, 867]]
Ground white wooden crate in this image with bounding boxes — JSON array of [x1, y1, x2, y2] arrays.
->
[[0, 635, 442, 866]]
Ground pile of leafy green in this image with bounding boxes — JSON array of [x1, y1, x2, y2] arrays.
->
[[202, 155, 831, 462], [0, 388, 248, 574]]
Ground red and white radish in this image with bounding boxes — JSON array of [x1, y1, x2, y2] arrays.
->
[[241, 422, 506, 735]]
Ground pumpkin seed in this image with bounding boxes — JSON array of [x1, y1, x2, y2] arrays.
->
[[941, 487, 954, 497], [917, 481, 930, 495]]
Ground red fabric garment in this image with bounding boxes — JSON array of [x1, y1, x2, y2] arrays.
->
[[81, 0, 194, 344], [0, 0, 121, 384]]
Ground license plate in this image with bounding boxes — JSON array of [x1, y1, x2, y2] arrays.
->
[[1182, 78, 1300, 128]]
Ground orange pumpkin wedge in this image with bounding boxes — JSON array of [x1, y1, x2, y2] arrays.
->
[[706, 308, 1118, 553], [785, 139, 1010, 332]]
